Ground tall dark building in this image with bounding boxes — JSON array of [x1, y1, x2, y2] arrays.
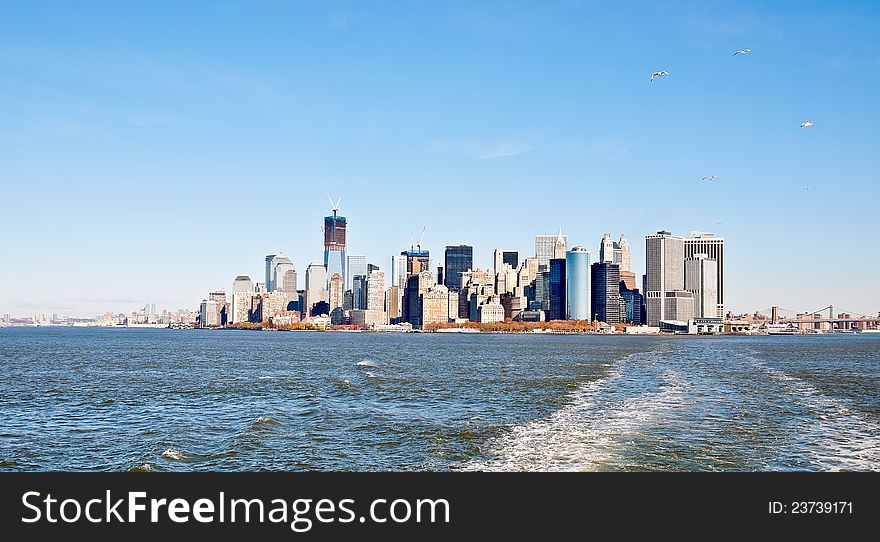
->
[[444, 245, 473, 291], [437, 266, 444, 286], [591, 262, 622, 324], [620, 282, 646, 325], [502, 251, 519, 270], [323, 206, 347, 287], [549, 258, 566, 320]]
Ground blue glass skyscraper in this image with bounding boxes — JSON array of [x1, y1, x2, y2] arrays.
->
[[565, 247, 591, 320]]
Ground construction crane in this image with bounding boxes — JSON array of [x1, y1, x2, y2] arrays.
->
[[326, 194, 342, 217]]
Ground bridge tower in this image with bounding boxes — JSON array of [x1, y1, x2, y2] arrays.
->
[[771, 306, 779, 324]]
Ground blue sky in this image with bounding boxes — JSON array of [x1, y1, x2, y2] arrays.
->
[[1, 0, 878, 317]]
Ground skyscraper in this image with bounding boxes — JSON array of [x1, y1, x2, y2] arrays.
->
[[305, 262, 329, 316], [502, 251, 518, 270], [403, 270, 434, 328], [391, 254, 407, 290], [366, 270, 386, 312], [535, 232, 568, 270], [328, 272, 344, 312], [231, 275, 254, 324], [565, 247, 591, 320], [591, 262, 622, 324], [324, 203, 347, 290], [402, 249, 430, 277], [346, 255, 367, 292], [548, 258, 566, 320], [444, 245, 472, 291], [267, 254, 296, 296], [264, 254, 276, 291], [685, 254, 718, 318], [684, 233, 724, 317], [598, 234, 631, 272], [645, 231, 685, 326]]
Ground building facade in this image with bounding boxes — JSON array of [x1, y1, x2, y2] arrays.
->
[[565, 247, 591, 320]]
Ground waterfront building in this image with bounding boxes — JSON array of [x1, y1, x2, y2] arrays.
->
[[620, 283, 646, 325], [231, 291, 256, 324], [685, 254, 719, 318], [535, 271, 550, 311], [548, 258, 566, 320], [403, 270, 434, 328], [444, 245, 472, 291], [422, 285, 451, 326], [304, 262, 329, 316], [385, 286, 402, 323], [684, 233, 724, 317], [199, 299, 220, 328], [366, 270, 386, 312], [328, 273, 344, 312], [535, 232, 568, 270], [645, 231, 685, 326], [663, 290, 695, 322], [501, 293, 528, 321], [351, 274, 367, 310], [324, 207, 347, 291], [591, 262, 622, 324], [349, 309, 386, 328], [565, 247, 591, 321], [346, 255, 367, 293], [478, 302, 505, 323]]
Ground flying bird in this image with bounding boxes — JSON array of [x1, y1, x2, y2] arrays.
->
[[651, 71, 670, 81], [800, 121, 813, 128], [702, 175, 717, 181], [733, 49, 752, 56], [802, 186, 811, 191]]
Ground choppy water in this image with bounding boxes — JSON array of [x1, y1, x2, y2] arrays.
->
[[0, 328, 878, 471]]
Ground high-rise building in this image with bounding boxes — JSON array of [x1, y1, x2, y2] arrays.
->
[[385, 286, 402, 323], [620, 282, 646, 325], [366, 270, 386, 312], [351, 275, 367, 310], [264, 254, 277, 291], [535, 232, 568, 270], [403, 270, 434, 328], [328, 272, 344, 312], [199, 299, 220, 328], [548, 258, 567, 320], [599, 234, 631, 272], [591, 262, 622, 324], [305, 262, 329, 316], [402, 249, 430, 278], [664, 290, 695, 322], [565, 247, 591, 320], [502, 251, 518, 270], [391, 254, 407, 290], [324, 205, 347, 291], [266, 254, 296, 296], [421, 284, 451, 327], [346, 255, 367, 293], [645, 231, 685, 326], [233, 275, 253, 295], [444, 245, 472, 291], [493, 248, 504, 276], [685, 254, 718, 318], [684, 233, 724, 317]]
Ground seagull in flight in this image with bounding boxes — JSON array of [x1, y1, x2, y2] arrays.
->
[[702, 175, 717, 181], [733, 49, 752, 56], [651, 71, 670, 81], [800, 121, 813, 128], [802, 186, 811, 191]]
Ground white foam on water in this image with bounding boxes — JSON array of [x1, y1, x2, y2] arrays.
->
[[747, 359, 880, 471], [258, 376, 273, 380], [466, 352, 687, 472], [357, 360, 379, 367], [161, 448, 188, 461]]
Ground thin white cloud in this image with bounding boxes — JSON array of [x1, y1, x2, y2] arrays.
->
[[430, 139, 534, 159]]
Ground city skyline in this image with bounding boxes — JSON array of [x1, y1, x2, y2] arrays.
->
[[2, 1, 879, 316]]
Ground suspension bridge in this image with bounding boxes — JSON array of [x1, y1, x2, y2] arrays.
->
[[754, 305, 880, 330]]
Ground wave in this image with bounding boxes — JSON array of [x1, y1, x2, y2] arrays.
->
[[357, 359, 380, 367], [161, 448, 189, 462], [258, 376, 273, 380], [252, 416, 279, 428], [129, 463, 154, 472]]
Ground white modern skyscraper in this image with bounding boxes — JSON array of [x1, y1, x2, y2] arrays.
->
[[685, 254, 719, 318], [645, 231, 685, 326], [304, 262, 328, 316], [231, 275, 254, 324], [565, 247, 591, 320], [684, 233, 724, 317], [266, 254, 296, 296]]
